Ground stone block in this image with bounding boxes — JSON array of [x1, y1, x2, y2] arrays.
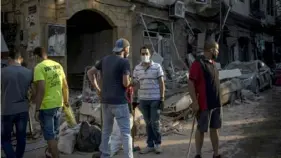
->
[[115, 19, 127, 27], [117, 13, 126, 20]]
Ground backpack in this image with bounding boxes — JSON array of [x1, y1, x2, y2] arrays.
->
[[76, 121, 101, 152]]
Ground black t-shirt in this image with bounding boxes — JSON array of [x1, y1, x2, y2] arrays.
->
[[95, 55, 130, 104]]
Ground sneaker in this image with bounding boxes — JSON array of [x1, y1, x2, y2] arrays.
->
[[139, 147, 154, 154], [195, 155, 202, 158], [213, 155, 221, 158], [154, 144, 162, 154]]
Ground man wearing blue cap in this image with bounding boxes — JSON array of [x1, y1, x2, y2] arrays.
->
[[87, 38, 133, 158]]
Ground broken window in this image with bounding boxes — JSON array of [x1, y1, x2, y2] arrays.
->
[[143, 21, 171, 38]]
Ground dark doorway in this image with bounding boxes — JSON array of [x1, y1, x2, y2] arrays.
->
[[67, 10, 114, 89], [263, 42, 274, 68], [238, 37, 250, 62]]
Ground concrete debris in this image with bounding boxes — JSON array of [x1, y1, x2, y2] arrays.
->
[[82, 89, 99, 103], [241, 89, 264, 101], [162, 92, 192, 113], [219, 69, 242, 80], [79, 102, 101, 124], [69, 90, 82, 105], [241, 89, 255, 100]]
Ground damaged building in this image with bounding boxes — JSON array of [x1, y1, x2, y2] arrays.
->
[[1, 0, 280, 89]]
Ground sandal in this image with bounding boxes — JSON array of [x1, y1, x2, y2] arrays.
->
[[45, 148, 52, 158]]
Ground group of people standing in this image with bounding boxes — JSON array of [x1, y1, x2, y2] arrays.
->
[[87, 38, 222, 158], [2, 47, 68, 158], [1, 38, 222, 158]]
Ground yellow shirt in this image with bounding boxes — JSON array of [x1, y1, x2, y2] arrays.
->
[[34, 59, 66, 110]]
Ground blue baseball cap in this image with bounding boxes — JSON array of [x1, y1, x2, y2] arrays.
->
[[112, 38, 130, 53]]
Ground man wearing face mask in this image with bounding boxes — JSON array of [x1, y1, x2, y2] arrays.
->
[[188, 40, 222, 158], [132, 46, 165, 154], [87, 38, 133, 158]]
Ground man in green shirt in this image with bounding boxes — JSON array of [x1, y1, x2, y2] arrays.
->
[[33, 47, 69, 158]]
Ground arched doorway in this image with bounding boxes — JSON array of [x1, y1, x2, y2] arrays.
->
[[66, 9, 115, 89]]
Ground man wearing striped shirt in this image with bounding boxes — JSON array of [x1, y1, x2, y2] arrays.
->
[[133, 47, 165, 154]]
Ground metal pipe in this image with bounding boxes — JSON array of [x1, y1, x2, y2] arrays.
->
[[217, 5, 231, 42], [184, 18, 194, 36], [137, 12, 171, 22], [219, 0, 222, 42], [139, 13, 156, 53]]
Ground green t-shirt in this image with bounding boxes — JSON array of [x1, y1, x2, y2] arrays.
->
[[34, 59, 65, 110]]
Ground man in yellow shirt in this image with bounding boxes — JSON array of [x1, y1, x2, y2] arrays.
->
[[33, 47, 69, 158]]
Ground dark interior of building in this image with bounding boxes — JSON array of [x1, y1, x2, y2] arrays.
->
[[66, 9, 113, 89]]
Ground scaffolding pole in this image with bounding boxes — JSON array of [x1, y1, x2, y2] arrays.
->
[[139, 13, 157, 53], [217, 1, 233, 42]]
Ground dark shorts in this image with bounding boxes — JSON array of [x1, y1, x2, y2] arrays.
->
[[39, 107, 62, 141], [196, 108, 222, 133]]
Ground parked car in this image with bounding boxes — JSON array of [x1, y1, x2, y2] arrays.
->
[[224, 60, 273, 94], [274, 63, 281, 86], [1, 59, 8, 68]]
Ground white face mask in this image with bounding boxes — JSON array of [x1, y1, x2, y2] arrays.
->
[[141, 56, 150, 63]]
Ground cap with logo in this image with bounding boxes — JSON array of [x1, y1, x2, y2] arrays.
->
[[112, 38, 130, 53]]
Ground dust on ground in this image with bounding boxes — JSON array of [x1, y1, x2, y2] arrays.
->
[[23, 87, 281, 158]]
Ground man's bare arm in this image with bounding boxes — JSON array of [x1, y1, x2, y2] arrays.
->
[[35, 81, 45, 111], [123, 74, 131, 88], [87, 67, 101, 92], [188, 79, 197, 103], [62, 78, 69, 106], [159, 76, 165, 100]]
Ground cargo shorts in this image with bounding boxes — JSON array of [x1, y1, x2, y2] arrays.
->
[[196, 108, 222, 133]]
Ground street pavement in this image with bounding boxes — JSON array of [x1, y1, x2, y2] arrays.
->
[[23, 87, 281, 158]]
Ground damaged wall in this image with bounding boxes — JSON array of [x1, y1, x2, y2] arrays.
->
[[131, 3, 187, 70]]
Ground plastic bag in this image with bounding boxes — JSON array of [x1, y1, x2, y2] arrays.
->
[[76, 121, 101, 152], [63, 106, 77, 127], [110, 115, 133, 156], [58, 123, 80, 154]]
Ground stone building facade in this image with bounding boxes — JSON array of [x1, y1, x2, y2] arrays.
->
[[1, 0, 188, 88], [2, 0, 279, 88]]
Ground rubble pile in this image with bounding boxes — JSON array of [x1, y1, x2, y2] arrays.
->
[[82, 88, 99, 103], [69, 89, 82, 104], [64, 65, 263, 139], [174, 71, 189, 85], [165, 70, 188, 90]]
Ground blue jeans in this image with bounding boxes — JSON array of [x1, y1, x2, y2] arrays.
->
[[99, 104, 133, 158], [1, 112, 29, 158], [139, 100, 161, 148], [39, 107, 61, 141]]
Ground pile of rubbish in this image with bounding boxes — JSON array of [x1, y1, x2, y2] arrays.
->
[[58, 121, 102, 154]]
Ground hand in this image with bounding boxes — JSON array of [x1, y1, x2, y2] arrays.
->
[[34, 111, 40, 122], [64, 102, 70, 107], [96, 89, 101, 97], [159, 97, 165, 111], [191, 101, 199, 113], [159, 101, 165, 111]]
